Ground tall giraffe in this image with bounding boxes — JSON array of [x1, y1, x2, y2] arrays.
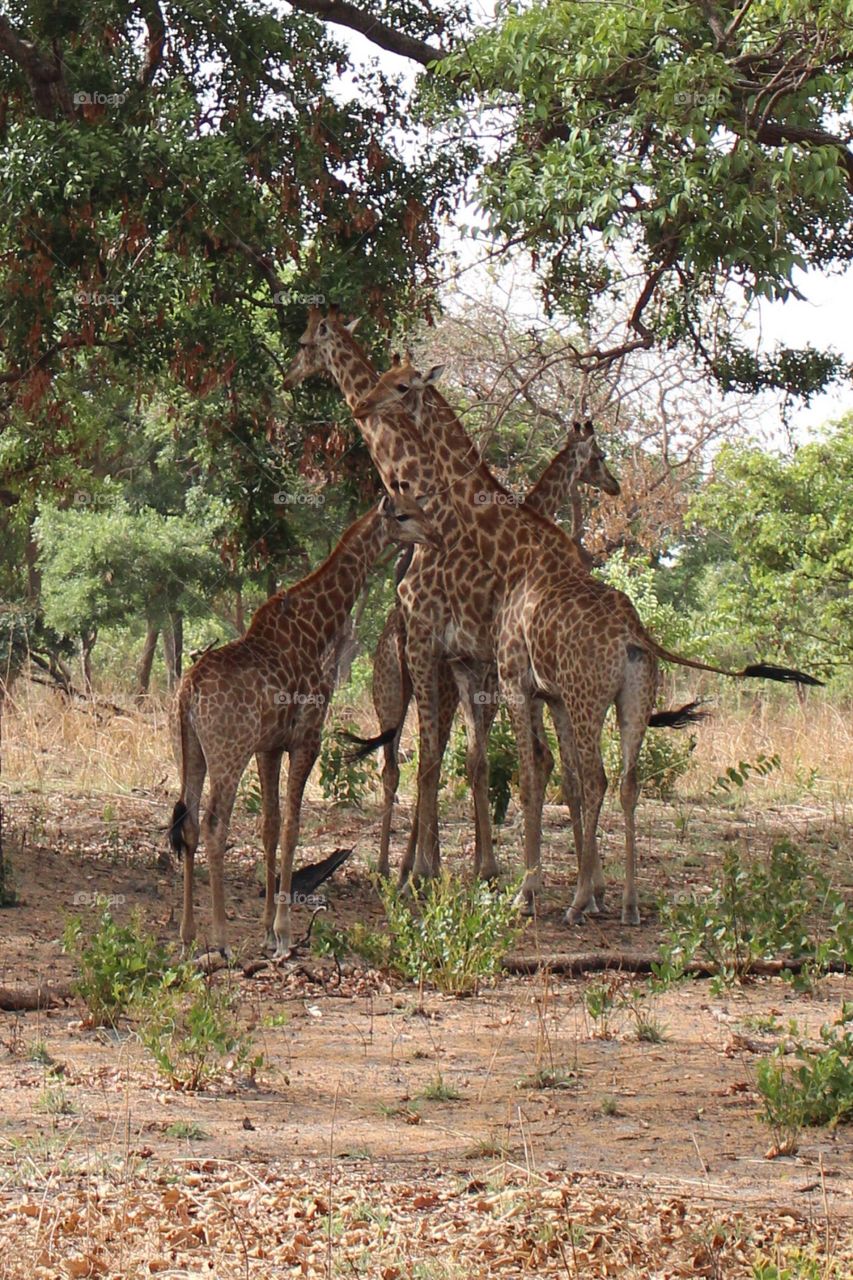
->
[[167, 491, 439, 958], [282, 308, 614, 887], [354, 360, 822, 925], [351, 419, 620, 878]]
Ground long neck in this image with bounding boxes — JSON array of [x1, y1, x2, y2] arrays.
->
[[523, 439, 590, 562], [416, 390, 586, 579], [523, 440, 582, 519], [249, 507, 388, 646], [324, 329, 461, 543]]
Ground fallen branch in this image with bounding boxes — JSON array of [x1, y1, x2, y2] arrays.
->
[[0, 983, 75, 1011], [502, 952, 850, 978]]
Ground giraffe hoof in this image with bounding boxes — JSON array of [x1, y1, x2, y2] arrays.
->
[[478, 862, 501, 883], [564, 906, 587, 926], [621, 905, 641, 927], [514, 890, 536, 917]]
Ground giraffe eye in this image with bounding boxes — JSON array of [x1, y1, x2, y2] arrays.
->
[[395, 383, 409, 394], [396, 513, 410, 522]]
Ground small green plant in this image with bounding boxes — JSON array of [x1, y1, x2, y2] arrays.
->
[[310, 916, 393, 969], [320, 723, 376, 807], [35, 1082, 75, 1117], [137, 971, 263, 1091], [633, 1012, 669, 1044], [584, 978, 621, 1038], [756, 1003, 853, 1154], [712, 752, 782, 796], [449, 705, 519, 825], [752, 1248, 846, 1279], [380, 873, 523, 996], [29, 1040, 55, 1066], [516, 1065, 579, 1091], [599, 1095, 620, 1116], [237, 771, 263, 815], [62, 900, 173, 1026], [165, 1121, 210, 1140], [655, 841, 853, 991], [417, 1074, 461, 1102]]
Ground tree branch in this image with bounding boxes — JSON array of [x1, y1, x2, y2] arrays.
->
[[285, 0, 445, 67], [0, 15, 75, 119], [137, 0, 166, 88], [751, 120, 853, 189]]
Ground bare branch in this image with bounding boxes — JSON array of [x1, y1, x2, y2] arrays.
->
[[285, 0, 445, 67], [137, 0, 166, 88]]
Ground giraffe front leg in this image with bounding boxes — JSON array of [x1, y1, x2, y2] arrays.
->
[[407, 651, 442, 881], [272, 737, 319, 960], [454, 665, 499, 882], [256, 750, 284, 953]]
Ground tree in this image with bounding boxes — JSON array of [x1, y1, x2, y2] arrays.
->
[[687, 417, 853, 676], [425, 0, 853, 398]]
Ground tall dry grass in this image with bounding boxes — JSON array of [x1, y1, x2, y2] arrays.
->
[[2, 682, 850, 810]]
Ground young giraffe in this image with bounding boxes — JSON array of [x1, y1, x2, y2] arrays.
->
[[351, 419, 620, 879], [168, 491, 439, 958], [282, 309, 617, 888], [354, 360, 822, 925]]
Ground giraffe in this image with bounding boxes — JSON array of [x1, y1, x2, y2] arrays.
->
[[348, 419, 621, 879], [353, 359, 822, 925], [167, 491, 439, 959], [281, 307, 619, 889]]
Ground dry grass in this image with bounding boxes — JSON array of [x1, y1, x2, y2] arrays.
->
[[3, 684, 852, 812]]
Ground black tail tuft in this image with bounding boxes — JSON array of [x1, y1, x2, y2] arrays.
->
[[339, 725, 398, 762], [741, 663, 824, 687], [168, 800, 189, 859], [290, 847, 354, 898], [648, 700, 709, 730]]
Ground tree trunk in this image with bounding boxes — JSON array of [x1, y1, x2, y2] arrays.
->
[[267, 571, 277, 598], [336, 586, 370, 687], [80, 627, 97, 693], [24, 520, 41, 601], [235, 585, 245, 633], [136, 622, 159, 699], [163, 612, 183, 690]]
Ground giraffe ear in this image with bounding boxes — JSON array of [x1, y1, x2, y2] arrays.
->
[[572, 420, 582, 434], [345, 316, 362, 333], [390, 352, 402, 368], [582, 419, 594, 437], [378, 492, 392, 514], [424, 364, 444, 386]]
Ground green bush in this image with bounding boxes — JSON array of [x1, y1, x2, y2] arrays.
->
[[654, 841, 853, 991], [62, 900, 174, 1026], [602, 713, 697, 799], [380, 873, 523, 995], [136, 970, 263, 1092], [320, 720, 377, 807], [756, 1003, 853, 1154], [449, 704, 518, 825]]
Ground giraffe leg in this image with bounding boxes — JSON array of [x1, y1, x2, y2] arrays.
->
[[272, 734, 321, 960], [399, 660, 458, 886], [452, 663, 499, 881], [565, 731, 608, 926], [502, 682, 547, 915], [407, 645, 443, 881], [546, 700, 595, 907], [200, 771, 242, 954], [614, 659, 657, 926], [177, 721, 206, 949], [256, 749, 284, 951], [375, 619, 412, 878]]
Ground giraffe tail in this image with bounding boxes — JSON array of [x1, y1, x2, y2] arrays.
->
[[648, 700, 709, 729], [339, 726, 398, 763], [168, 800, 190, 860]]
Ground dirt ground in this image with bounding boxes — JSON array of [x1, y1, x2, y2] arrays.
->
[[0, 780, 851, 1278]]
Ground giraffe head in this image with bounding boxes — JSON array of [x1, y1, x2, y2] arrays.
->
[[570, 420, 621, 496], [352, 355, 442, 424], [379, 487, 442, 550], [282, 305, 361, 389]]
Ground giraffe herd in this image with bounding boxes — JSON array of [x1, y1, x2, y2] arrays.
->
[[169, 306, 822, 957]]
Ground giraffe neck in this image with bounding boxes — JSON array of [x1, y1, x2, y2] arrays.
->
[[523, 440, 583, 519], [415, 391, 585, 579], [249, 506, 388, 646], [323, 328, 461, 543]]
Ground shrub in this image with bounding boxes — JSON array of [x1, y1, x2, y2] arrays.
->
[[756, 1004, 853, 1155], [137, 970, 263, 1091], [655, 841, 853, 991], [320, 721, 377, 807], [380, 873, 523, 996], [602, 715, 696, 800], [449, 705, 519, 825], [62, 900, 173, 1026]]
